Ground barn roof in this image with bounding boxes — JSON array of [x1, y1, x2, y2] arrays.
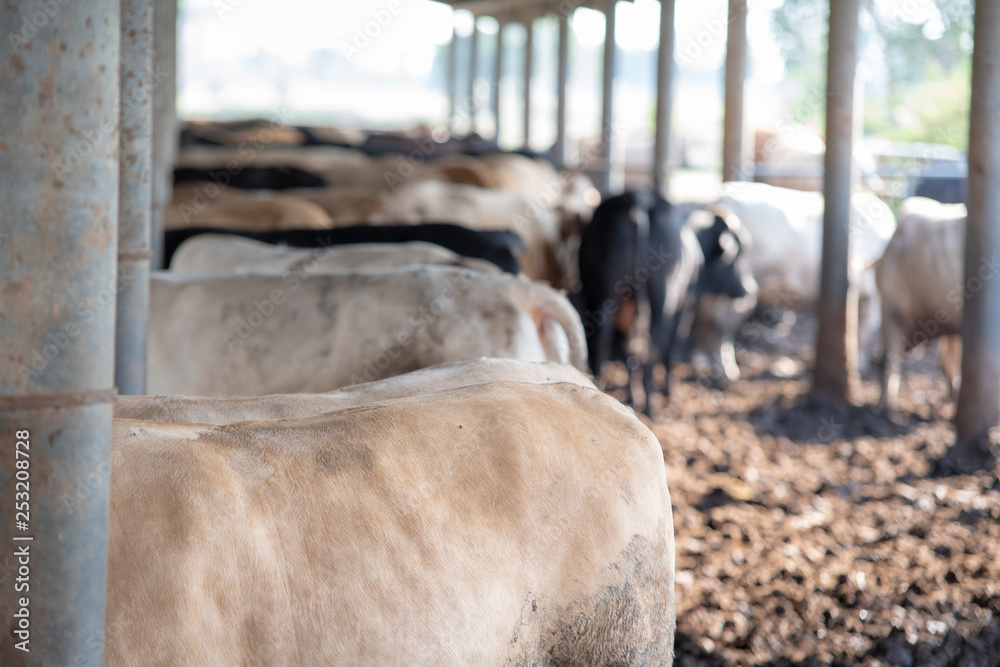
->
[[438, 0, 633, 19]]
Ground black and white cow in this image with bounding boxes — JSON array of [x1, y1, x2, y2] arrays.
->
[[577, 192, 757, 415]]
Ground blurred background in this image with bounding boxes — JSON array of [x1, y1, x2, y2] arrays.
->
[[177, 0, 973, 196]]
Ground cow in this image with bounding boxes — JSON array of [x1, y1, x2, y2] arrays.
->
[[577, 191, 702, 415], [115, 358, 593, 423], [174, 165, 328, 190], [394, 180, 567, 286], [875, 198, 972, 411], [170, 235, 501, 276], [106, 381, 676, 665], [164, 191, 333, 232], [160, 224, 525, 275], [714, 182, 897, 372], [578, 193, 758, 414], [147, 266, 586, 395], [688, 205, 759, 386], [284, 186, 420, 224]]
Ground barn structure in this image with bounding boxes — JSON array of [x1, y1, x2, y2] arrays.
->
[[0, 0, 997, 662]]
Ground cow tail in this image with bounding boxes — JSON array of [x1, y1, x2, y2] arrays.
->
[[518, 280, 589, 371], [631, 191, 654, 362]]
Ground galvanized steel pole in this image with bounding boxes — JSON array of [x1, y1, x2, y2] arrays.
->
[[813, 0, 861, 401], [117, 0, 154, 395], [653, 0, 676, 197], [953, 0, 1000, 470], [493, 20, 505, 141], [523, 17, 534, 150], [469, 21, 479, 135], [599, 0, 618, 194], [447, 19, 458, 133], [722, 0, 748, 183], [151, 0, 177, 269], [554, 13, 570, 167], [0, 0, 119, 662]]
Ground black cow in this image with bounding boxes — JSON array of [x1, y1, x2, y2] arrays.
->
[[161, 223, 525, 276], [577, 192, 756, 415], [173, 166, 327, 191]]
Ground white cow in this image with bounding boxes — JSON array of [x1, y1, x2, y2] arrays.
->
[[115, 358, 594, 423], [169, 235, 500, 276], [147, 267, 587, 395], [106, 382, 675, 665], [875, 198, 974, 410]]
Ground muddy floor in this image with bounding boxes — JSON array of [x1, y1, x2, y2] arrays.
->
[[608, 310, 1000, 666]]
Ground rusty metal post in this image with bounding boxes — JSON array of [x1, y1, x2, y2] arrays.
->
[[722, 0, 748, 183], [553, 12, 570, 167], [493, 19, 505, 140], [0, 0, 119, 662], [653, 0, 676, 196], [117, 0, 154, 395], [523, 17, 534, 150], [468, 20, 479, 135], [813, 0, 861, 401], [151, 0, 177, 269], [599, 0, 619, 194], [953, 0, 1000, 470]]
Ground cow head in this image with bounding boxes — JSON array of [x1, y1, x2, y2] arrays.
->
[[694, 204, 758, 304]]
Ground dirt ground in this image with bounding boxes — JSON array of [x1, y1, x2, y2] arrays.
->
[[609, 310, 1000, 666]]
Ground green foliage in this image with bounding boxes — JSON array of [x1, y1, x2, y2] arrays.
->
[[769, 0, 973, 147]]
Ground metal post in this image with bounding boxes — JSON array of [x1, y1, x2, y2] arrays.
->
[[468, 21, 479, 135], [953, 0, 1000, 470], [151, 0, 177, 270], [653, 0, 676, 197], [554, 13, 570, 166], [493, 20, 505, 141], [0, 0, 119, 662], [117, 0, 154, 395], [523, 17, 534, 150], [447, 20, 458, 133], [813, 0, 861, 401], [599, 0, 618, 194], [722, 0, 748, 183]]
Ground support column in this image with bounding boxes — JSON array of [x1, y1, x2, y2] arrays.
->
[[953, 0, 1000, 471], [493, 20, 505, 141], [722, 0, 748, 183], [554, 13, 570, 166], [151, 0, 177, 269], [117, 0, 154, 395], [447, 20, 458, 133], [0, 0, 120, 662], [599, 0, 619, 194], [469, 21, 479, 135], [523, 17, 534, 150], [813, 0, 861, 401], [653, 0, 676, 197]]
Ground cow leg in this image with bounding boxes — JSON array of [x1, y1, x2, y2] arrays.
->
[[938, 334, 962, 399], [879, 310, 906, 413]]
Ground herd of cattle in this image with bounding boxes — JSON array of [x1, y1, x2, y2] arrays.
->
[[101, 118, 971, 663]]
